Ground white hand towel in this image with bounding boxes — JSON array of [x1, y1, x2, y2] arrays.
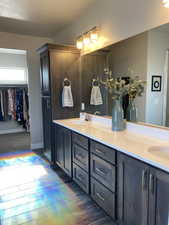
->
[[62, 86, 74, 107], [90, 86, 103, 105]]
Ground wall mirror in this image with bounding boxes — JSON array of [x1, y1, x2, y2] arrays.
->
[[80, 22, 169, 128]]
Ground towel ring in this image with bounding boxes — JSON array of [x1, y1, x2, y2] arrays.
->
[[63, 78, 71, 87], [92, 78, 100, 87]]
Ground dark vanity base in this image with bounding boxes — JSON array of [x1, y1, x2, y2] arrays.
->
[[54, 123, 169, 225]]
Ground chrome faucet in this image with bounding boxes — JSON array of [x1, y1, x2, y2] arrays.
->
[[94, 111, 101, 115]]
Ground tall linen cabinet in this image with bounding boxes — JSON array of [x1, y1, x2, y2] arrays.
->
[[37, 44, 80, 163]]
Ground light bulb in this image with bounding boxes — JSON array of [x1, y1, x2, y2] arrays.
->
[[163, 0, 169, 7], [90, 31, 99, 42], [76, 39, 83, 49], [83, 36, 90, 45]]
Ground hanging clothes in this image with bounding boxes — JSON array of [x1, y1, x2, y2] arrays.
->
[[0, 90, 4, 121], [0, 87, 29, 131], [8, 88, 16, 120], [23, 89, 30, 131], [16, 89, 24, 124], [2, 90, 9, 121]]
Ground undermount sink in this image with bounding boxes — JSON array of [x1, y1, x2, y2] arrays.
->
[[148, 146, 169, 158]]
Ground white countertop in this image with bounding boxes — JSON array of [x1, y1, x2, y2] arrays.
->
[[53, 118, 169, 173]]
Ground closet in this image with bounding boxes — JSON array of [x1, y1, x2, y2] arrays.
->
[[37, 44, 80, 163], [0, 85, 29, 133]]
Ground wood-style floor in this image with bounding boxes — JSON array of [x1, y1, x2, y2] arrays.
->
[[0, 133, 30, 154], [0, 150, 116, 225]]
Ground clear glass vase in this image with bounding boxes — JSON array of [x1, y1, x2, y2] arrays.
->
[[126, 98, 137, 122], [112, 98, 126, 131]]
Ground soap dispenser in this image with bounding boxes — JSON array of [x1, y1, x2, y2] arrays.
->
[[80, 103, 86, 121]]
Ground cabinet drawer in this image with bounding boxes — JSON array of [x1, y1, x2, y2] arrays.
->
[[91, 178, 115, 219], [91, 154, 116, 192], [72, 132, 88, 150], [73, 163, 89, 193], [91, 140, 116, 165], [73, 144, 89, 171]]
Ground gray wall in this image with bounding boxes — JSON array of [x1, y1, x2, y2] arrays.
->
[[0, 32, 54, 149], [107, 32, 148, 122]]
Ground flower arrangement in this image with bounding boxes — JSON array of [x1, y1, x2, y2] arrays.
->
[[101, 68, 146, 100], [126, 76, 146, 100]]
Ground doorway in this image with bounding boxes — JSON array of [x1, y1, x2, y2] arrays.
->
[[0, 48, 30, 153]]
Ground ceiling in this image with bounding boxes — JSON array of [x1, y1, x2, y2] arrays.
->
[[0, 0, 96, 38]]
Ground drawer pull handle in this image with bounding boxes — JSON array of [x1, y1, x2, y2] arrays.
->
[[96, 192, 105, 201], [76, 152, 84, 159], [96, 167, 106, 176], [95, 149, 105, 155]]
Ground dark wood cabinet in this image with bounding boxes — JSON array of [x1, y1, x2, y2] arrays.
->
[[149, 168, 169, 225], [118, 153, 169, 225], [40, 51, 50, 96], [41, 96, 52, 161], [55, 125, 72, 177], [90, 140, 117, 219], [117, 153, 149, 225], [37, 44, 80, 162], [72, 131, 89, 193], [55, 125, 64, 167], [53, 124, 169, 224]]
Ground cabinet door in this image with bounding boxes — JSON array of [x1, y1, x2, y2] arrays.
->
[[117, 153, 149, 225], [63, 129, 72, 176], [42, 97, 52, 161], [55, 126, 64, 167], [40, 52, 50, 96], [149, 168, 169, 225]]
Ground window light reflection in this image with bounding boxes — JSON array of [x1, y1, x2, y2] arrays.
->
[[0, 165, 47, 190]]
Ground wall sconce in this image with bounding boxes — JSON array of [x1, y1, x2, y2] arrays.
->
[[163, 0, 169, 7], [76, 26, 100, 50]]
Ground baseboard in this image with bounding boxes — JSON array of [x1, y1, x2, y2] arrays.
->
[[31, 142, 43, 150]]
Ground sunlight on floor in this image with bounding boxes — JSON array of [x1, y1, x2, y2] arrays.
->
[[0, 151, 80, 225], [0, 165, 47, 189], [0, 150, 112, 225]]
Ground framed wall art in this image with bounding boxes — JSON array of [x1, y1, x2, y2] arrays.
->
[[151, 75, 162, 92]]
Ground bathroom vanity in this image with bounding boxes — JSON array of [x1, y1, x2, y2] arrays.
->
[[53, 117, 169, 225], [38, 21, 169, 225]]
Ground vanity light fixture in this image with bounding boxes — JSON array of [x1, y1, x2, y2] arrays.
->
[[163, 0, 169, 8], [76, 26, 100, 50]]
